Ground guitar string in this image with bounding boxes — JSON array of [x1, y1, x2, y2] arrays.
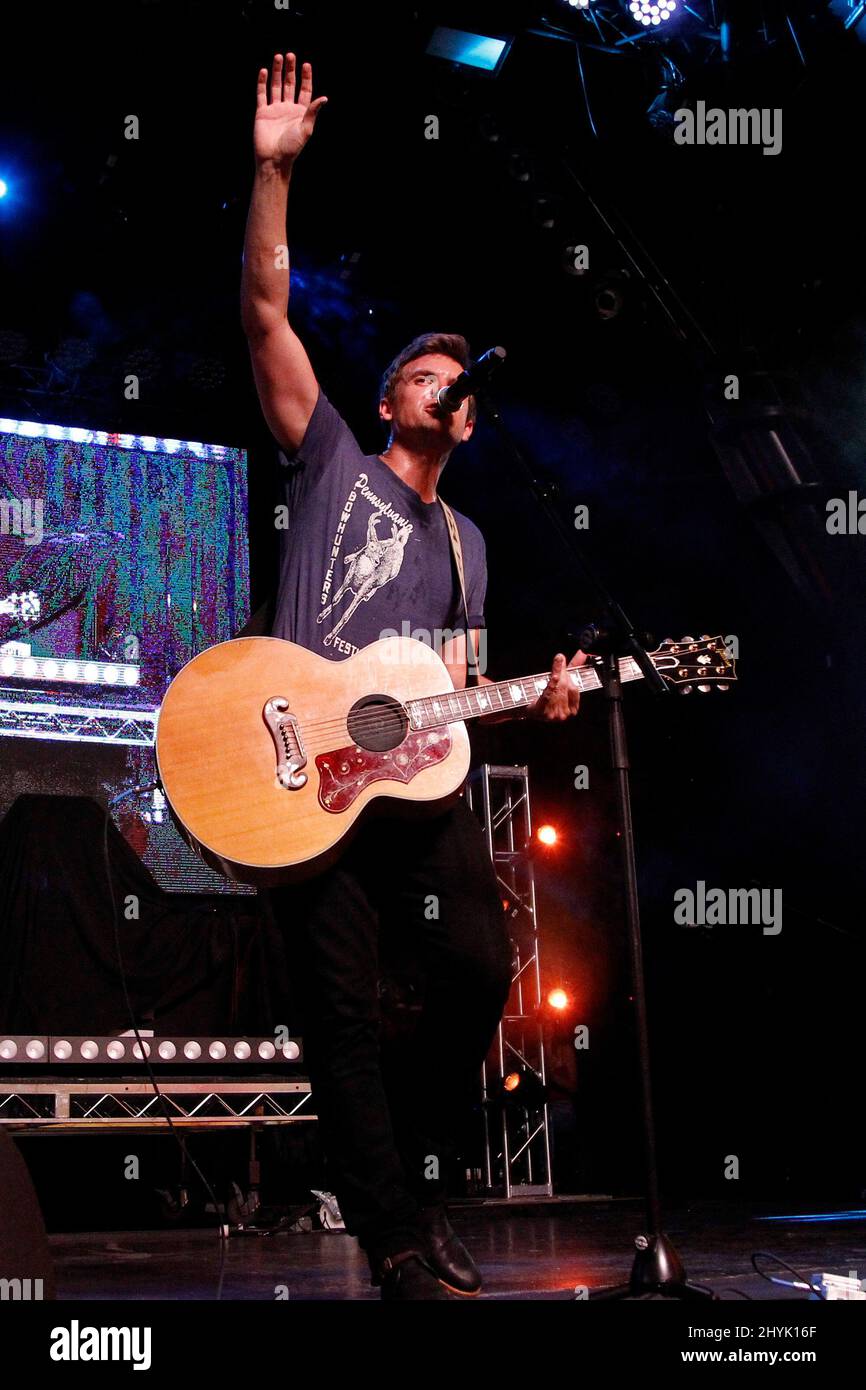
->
[[266, 657, 731, 762], [294, 698, 528, 757], [290, 660, 684, 747], [289, 663, 614, 741], [295, 682, 625, 756], [290, 660, 712, 744]]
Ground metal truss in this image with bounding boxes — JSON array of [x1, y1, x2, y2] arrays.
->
[[465, 765, 553, 1197], [0, 1079, 313, 1133], [0, 694, 157, 746]]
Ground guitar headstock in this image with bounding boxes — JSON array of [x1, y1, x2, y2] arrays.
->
[[651, 636, 737, 692]]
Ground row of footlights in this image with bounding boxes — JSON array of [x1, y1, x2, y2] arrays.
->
[[0, 1035, 301, 1062], [0, 655, 140, 685]]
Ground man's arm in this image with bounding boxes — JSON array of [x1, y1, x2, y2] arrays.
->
[[241, 54, 327, 453]]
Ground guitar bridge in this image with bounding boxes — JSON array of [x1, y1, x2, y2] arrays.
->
[[263, 696, 308, 790]]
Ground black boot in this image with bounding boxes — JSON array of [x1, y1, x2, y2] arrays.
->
[[377, 1249, 453, 1301], [418, 1204, 482, 1297]]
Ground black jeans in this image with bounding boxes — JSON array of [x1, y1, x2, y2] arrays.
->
[[267, 796, 512, 1268]]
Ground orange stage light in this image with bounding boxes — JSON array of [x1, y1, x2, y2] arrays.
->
[[547, 988, 569, 1011], [537, 824, 558, 846]]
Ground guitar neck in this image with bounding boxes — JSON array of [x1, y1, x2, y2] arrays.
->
[[407, 655, 648, 730]]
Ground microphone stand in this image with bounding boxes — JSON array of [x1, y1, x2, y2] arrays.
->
[[480, 388, 714, 1301]]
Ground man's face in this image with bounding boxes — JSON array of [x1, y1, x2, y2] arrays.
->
[[379, 353, 475, 449]]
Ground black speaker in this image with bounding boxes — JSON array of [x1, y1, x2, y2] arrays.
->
[[0, 735, 252, 894], [0, 1129, 55, 1299]]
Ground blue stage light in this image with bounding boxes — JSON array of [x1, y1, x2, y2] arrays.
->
[[758, 1209, 866, 1223], [828, 1, 866, 41], [0, 179, 8, 198], [426, 26, 513, 75]]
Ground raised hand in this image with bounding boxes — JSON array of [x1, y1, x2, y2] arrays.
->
[[253, 53, 328, 167]]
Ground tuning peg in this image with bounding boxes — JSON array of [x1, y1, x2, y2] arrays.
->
[[700, 634, 710, 641], [680, 684, 693, 694], [697, 684, 711, 693], [661, 638, 673, 646], [682, 636, 694, 643], [717, 683, 730, 692]]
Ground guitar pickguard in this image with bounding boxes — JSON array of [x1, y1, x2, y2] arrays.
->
[[316, 728, 452, 813]]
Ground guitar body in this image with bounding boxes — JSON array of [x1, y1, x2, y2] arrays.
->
[[155, 636, 471, 885]]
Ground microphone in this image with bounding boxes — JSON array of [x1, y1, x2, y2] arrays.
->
[[436, 346, 506, 412]]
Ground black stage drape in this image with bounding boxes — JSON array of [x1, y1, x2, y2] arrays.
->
[[0, 795, 290, 1035]]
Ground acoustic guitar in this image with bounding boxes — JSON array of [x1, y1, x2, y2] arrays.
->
[[155, 633, 735, 885]]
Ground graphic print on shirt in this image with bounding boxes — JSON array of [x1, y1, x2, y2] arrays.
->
[[316, 471, 414, 648]]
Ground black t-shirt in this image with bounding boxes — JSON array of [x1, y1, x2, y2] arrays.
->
[[270, 388, 487, 661]]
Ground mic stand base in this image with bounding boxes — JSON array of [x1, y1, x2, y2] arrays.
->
[[590, 1233, 717, 1301]]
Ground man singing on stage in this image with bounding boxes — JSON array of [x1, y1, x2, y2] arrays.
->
[[240, 53, 583, 1300]]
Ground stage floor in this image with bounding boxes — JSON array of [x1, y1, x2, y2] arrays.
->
[[46, 1198, 866, 1301]]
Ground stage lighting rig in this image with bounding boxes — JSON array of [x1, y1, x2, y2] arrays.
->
[[627, 0, 679, 26], [497, 1066, 548, 1108], [647, 51, 685, 131]]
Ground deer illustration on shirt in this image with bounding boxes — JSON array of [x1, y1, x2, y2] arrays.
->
[[317, 509, 412, 647]]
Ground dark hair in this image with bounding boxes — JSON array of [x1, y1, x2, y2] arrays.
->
[[379, 332, 476, 423]]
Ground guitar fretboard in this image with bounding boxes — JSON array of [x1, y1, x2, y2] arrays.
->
[[406, 656, 648, 731]]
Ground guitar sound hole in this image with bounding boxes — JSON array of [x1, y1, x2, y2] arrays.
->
[[346, 694, 408, 753]]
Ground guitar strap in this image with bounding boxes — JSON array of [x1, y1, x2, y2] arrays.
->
[[438, 496, 480, 688]]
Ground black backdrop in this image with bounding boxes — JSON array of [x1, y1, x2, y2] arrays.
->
[[0, 795, 288, 1036]]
